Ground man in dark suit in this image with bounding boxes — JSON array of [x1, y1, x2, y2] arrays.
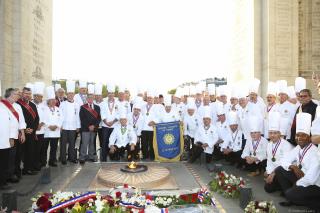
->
[[79, 92, 101, 164], [17, 87, 40, 175], [290, 89, 318, 145]]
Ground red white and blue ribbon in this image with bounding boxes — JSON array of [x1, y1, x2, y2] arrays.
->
[[119, 201, 144, 209], [46, 192, 96, 213], [161, 208, 169, 213], [198, 188, 216, 207]]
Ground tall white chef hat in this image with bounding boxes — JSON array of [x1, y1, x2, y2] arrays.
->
[[228, 111, 238, 125], [33, 82, 45, 95], [248, 116, 262, 133], [46, 86, 55, 100], [207, 84, 216, 96], [249, 78, 260, 94], [79, 81, 87, 89], [268, 111, 281, 131], [54, 83, 61, 92], [66, 80, 75, 93], [267, 82, 278, 96], [296, 112, 312, 135], [107, 83, 115, 93], [164, 95, 172, 107], [87, 84, 95, 95], [277, 80, 288, 95], [203, 106, 211, 119], [295, 77, 306, 93], [94, 83, 103, 95]]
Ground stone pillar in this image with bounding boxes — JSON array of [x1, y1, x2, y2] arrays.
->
[[0, 0, 52, 95], [299, 0, 320, 97], [266, 0, 299, 86]]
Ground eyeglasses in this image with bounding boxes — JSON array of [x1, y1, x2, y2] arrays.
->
[[299, 95, 309, 98]]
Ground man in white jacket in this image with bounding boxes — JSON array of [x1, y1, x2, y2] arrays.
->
[[264, 112, 293, 193], [109, 114, 137, 161], [189, 106, 219, 164], [275, 113, 320, 209], [0, 103, 12, 189]]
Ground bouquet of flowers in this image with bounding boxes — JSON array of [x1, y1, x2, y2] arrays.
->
[[244, 201, 277, 213], [209, 171, 245, 198], [30, 185, 216, 213]]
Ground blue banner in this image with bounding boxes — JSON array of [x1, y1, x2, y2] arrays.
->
[[153, 121, 184, 162]]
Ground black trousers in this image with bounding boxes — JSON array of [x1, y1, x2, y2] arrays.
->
[[60, 130, 77, 162], [43, 138, 59, 164], [0, 148, 10, 186], [15, 138, 23, 177], [36, 134, 44, 168], [275, 166, 320, 209], [264, 176, 281, 193], [109, 145, 137, 161], [101, 127, 114, 161], [141, 130, 154, 160], [184, 135, 194, 152], [7, 140, 18, 179], [189, 143, 212, 163], [244, 159, 267, 172], [223, 150, 242, 165], [23, 133, 36, 171]]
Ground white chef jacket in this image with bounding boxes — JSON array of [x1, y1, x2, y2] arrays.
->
[[194, 125, 219, 154], [220, 129, 243, 152], [241, 136, 268, 162], [183, 113, 199, 138], [0, 104, 11, 149], [281, 144, 320, 187], [43, 106, 63, 138], [109, 124, 137, 148], [128, 112, 144, 137], [266, 138, 293, 174], [278, 101, 297, 139], [100, 100, 120, 128], [0, 102, 26, 139], [60, 101, 81, 130], [263, 103, 280, 138], [34, 101, 46, 135], [159, 109, 180, 123], [141, 103, 160, 131]]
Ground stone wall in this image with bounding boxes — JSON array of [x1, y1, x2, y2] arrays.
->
[[0, 0, 52, 95]]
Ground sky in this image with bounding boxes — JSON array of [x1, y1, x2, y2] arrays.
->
[[52, 0, 234, 92]]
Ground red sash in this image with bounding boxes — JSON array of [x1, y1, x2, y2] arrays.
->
[[1, 100, 19, 122], [83, 104, 99, 119], [18, 99, 36, 120]]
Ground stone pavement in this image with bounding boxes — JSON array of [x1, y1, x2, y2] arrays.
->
[[0, 159, 313, 212]]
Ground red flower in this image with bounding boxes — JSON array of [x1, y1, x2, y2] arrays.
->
[[124, 184, 128, 188], [36, 196, 52, 212], [116, 191, 122, 198], [180, 194, 188, 202], [146, 194, 153, 200], [191, 193, 198, 203]]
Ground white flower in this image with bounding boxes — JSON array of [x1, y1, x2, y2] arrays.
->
[[225, 180, 229, 184], [95, 200, 104, 212]]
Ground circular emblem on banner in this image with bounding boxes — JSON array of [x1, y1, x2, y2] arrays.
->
[[163, 133, 175, 145]]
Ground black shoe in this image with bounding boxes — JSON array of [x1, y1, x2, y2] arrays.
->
[[279, 201, 293, 207], [49, 162, 57, 167], [79, 160, 85, 165], [22, 170, 37, 175], [88, 159, 97, 162], [7, 175, 19, 183], [69, 160, 78, 164], [61, 161, 67, 165]]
